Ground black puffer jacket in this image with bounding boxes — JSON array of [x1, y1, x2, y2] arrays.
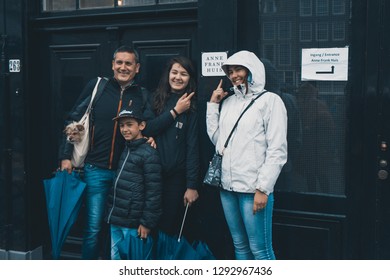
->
[[106, 138, 162, 229]]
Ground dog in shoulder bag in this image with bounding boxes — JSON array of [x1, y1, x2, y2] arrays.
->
[[64, 122, 85, 144], [67, 110, 91, 168], [64, 77, 105, 168]]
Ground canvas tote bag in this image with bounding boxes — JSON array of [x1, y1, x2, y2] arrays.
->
[[71, 77, 103, 168]]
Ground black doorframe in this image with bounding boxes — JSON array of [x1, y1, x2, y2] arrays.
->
[[0, 0, 13, 253], [347, 0, 390, 259], [373, 0, 390, 259]]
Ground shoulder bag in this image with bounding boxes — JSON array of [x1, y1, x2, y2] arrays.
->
[[71, 77, 104, 168]]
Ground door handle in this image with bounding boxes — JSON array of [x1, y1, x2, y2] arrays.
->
[[378, 169, 388, 180], [379, 141, 388, 179], [379, 160, 388, 168], [381, 141, 387, 151]]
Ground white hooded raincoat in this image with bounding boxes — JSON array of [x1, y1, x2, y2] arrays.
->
[[206, 51, 288, 195]]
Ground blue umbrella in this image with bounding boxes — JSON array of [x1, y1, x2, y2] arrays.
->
[[155, 230, 199, 260], [118, 234, 154, 260], [43, 170, 86, 259], [192, 240, 216, 260], [155, 203, 215, 260]]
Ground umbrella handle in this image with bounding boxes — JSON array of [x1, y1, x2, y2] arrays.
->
[[178, 203, 189, 242]]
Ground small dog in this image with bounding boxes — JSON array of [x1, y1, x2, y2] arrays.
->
[[64, 122, 86, 144]]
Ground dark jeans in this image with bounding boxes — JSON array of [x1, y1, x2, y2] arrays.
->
[[81, 164, 115, 259]]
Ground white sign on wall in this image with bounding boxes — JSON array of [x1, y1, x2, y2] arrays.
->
[[301, 47, 349, 81], [201, 52, 228, 77]]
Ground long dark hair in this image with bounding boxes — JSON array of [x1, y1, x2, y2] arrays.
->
[[153, 56, 197, 115]]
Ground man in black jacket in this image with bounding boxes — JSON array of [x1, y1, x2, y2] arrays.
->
[[59, 46, 192, 259]]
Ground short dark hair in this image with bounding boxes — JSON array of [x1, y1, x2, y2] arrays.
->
[[113, 45, 140, 63]]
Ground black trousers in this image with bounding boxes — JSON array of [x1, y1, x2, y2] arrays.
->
[[158, 172, 197, 241]]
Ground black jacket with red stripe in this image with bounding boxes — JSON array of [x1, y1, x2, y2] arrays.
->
[[59, 77, 175, 170]]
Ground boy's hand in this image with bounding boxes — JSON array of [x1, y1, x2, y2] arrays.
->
[[138, 225, 151, 239]]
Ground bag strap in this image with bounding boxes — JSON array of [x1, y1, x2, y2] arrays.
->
[[85, 77, 109, 125], [78, 78, 103, 124], [222, 90, 268, 152], [90, 77, 109, 109], [85, 77, 102, 114]]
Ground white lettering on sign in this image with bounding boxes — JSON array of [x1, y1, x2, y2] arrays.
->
[[9, 59, 21, 73], [301, 47, 349, 81], [201, 52, 228, 77]]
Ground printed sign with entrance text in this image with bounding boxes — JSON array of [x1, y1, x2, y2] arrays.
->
[[301, 47, 349, 81]]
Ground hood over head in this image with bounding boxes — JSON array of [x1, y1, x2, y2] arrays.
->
[[221, 50, 266, 95]]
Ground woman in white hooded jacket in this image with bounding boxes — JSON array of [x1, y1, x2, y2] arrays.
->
[[206, 50, 287, 260]]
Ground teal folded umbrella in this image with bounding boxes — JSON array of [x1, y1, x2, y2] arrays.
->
[[155, 203, 216, 260], [118, 234, 154, 260], [192, 240, 216, 260], [43, 170, 86, 259], [155, 230, 199, 260]]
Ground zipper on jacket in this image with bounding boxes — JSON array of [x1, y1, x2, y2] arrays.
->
[[109, 89, 124, 169], [90, 125, 95, 150], [107, 147, 130, 223]]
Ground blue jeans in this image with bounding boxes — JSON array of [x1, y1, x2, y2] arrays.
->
[[220, 190, 275, 260], [82, 164, 115, 259], [110, 225, 139, 260]]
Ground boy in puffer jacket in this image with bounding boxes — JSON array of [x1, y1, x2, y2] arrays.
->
[[106, 105, 162, 260]]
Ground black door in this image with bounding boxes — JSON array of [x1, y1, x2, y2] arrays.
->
[[28, 5, 199, 259], [345, 0, 390, 260]]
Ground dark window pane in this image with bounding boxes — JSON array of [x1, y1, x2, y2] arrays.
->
[[263, 22, 276, 40], [300, 23, 312, 41], [80, 0, 114, 9], [159, 0, 197, 4], [316, 0, 329, 16], [42, 0, 76, 11], [260, 0, 350, 195], [119, 0, 154, 6], [300, 0, 312, 16]]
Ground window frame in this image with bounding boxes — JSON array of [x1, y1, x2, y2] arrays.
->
[[41, 0, 197, 12], [332, 0, 345, 15], [316, 22, 329, 41], [316, 0, 329, 16], [279, 21, 292, 40], [300, 0, 312, 17]]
